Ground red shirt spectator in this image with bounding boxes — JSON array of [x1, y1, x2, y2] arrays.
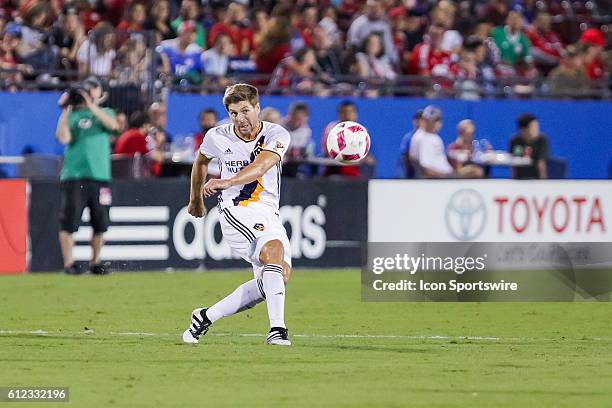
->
[[526, 12, 564, 74], [207, 2, 254, 55], [114, 128, 147, 156], [298, 6, 318, 46], [116, 2, 145, 46], [208, 23, 255, 55], [579, 28, 606, 80], [76, 2, 102, 31], [114, 127, 163, 177], [299, 28, 313, 46], [208, 22, 238, 50], [114, 111, 163, 176], [408, 25, 452, 77], [450, 63, 477, 80], [585, 58, 604, 80], [526, 25, 563, 59], [239, 27, 256, 55], [409, 43, 452, 75], [116, 20, 142, 32], [104, 0, 129, 26], [254, 5, 292, 75], [256, 43, 290, 74]]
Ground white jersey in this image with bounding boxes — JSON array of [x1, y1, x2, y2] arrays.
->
[[409, 128, 426, 161], [199, 121, 290, 211], [418, 132, 453, 175]]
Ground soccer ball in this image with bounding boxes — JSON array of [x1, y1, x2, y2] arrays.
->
[[326, 121, 371, 164]]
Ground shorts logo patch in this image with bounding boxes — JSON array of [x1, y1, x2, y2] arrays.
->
[[253, 223, 265, 231], [99, 187, 112, 206]]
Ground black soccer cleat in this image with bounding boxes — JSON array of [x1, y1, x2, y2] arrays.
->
[[64, 263, 85, 275], [266, 327, 291, 346], [182, 308, 212, 344], [90, 263, 110, 275]]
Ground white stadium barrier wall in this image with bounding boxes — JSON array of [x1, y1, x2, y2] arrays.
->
[[369, 180, 611, 243]]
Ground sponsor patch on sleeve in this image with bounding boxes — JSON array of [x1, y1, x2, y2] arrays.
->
[[265, 140, 287, 158]]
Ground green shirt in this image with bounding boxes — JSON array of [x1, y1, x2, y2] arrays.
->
[[491, 26, 531, 65], [60, 107, 116, 182]]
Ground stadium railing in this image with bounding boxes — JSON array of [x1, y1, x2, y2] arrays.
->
[[2, 67, 609, 101]]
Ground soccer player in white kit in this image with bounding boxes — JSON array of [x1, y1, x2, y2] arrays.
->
[[182, 84, 293, 346]]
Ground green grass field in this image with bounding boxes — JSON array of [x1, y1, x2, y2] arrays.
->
[[1, 269, 612, 407]]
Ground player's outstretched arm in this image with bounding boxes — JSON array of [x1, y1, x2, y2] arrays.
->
[[188, 152, 212, 217], [204, 151, 280, 197]]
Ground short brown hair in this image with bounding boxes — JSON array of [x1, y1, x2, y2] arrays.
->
[[289, 102, 309, 115], [223, 84, 259, 111]]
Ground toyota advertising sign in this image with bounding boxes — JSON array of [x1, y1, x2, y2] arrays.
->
[[369, 180, 611, 242]]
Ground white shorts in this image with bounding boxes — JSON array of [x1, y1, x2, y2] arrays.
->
[[219, 204, 292, 276]]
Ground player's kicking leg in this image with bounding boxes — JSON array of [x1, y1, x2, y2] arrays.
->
[[181, 242, 291, 345], [259, 239, 292, 346], [181, 277, 266, 344]]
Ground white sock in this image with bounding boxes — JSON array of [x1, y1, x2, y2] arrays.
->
[[206, 279, 265, 323], [262, 264, 286, 329], [253, 264, 264, 279]]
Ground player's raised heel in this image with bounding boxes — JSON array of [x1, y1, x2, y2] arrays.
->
[[182, 307, 212, 344], [266, 327, 291, 346]]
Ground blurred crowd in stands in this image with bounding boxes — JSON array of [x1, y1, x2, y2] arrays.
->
[[398, 106, 551, 179], [109, 98, 380, 179], [111, 97, 551, 181], [0, 0, 610, 98]]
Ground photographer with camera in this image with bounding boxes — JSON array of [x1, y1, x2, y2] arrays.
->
[[56, 77, 119, 275]]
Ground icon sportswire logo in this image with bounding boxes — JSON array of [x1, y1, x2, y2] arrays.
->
[[445, 189, 487, 241]]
